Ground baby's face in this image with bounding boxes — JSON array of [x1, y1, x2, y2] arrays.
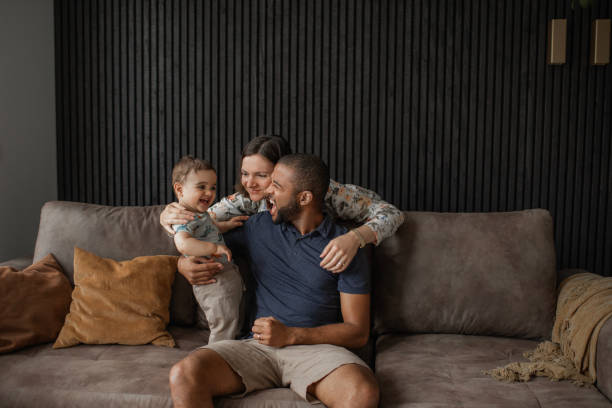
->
[[178, 169, 217, 213]]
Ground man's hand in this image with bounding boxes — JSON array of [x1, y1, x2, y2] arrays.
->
[[177, 256, 223, 285], [251, 317, 294, 348], [214, 215, 250, 233]]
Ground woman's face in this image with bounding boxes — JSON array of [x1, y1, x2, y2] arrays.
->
[[240, 154, 275, 201]]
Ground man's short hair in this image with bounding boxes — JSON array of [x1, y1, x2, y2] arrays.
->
[[172, 155, 215, 185], [277, 154, 330, 206]]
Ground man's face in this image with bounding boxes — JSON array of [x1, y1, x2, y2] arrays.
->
[[266, 163, 301, 224]]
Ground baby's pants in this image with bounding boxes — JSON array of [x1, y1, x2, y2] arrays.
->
[[193, 262, 243, 344]]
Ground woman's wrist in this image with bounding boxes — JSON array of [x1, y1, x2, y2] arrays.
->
[[352, 225, 377, 247], [350, 229, 366, 248]]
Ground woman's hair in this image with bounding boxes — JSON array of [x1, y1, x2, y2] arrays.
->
[[235, 135, 292, 196]]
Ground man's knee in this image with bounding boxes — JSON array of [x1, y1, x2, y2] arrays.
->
[[319, 365, 379, 408], [169, 358, 193, 388], [170, 348, 245, 399], [169, 352, 211, 391], [346, 373, 379, 408]]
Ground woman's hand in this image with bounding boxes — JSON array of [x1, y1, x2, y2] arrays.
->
[[214, 215, 250, 233], [177, 256, 223, 285], [319, 231, 361, 273], [160, 202, 196, 234]]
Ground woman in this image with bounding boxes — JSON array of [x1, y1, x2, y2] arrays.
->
[[161, 135, 403, 282]]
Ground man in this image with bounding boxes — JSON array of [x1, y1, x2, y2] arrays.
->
[[169, 154, 379, 408]]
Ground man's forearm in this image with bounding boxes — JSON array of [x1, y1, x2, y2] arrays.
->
[[288, 322, 369, 349]]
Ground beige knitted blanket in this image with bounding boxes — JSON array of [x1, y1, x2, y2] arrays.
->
[[486, 272, 612, 385]]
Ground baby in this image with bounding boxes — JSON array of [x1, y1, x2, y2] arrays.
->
[[171, 155, 243, 343]]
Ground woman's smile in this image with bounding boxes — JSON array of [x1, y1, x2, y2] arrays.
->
[[241, 154, 275, 201]]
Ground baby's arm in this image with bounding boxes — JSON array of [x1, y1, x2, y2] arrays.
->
[[174, 231, 232, 261]]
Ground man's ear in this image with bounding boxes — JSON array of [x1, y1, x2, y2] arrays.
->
[[173, 182, 183, 198], [298, 191, 314, 207]]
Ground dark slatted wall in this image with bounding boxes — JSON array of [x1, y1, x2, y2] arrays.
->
[[55, 0, 612, 276]]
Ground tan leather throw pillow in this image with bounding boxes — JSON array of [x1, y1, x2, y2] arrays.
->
[[0, 254, 72, 353], [53, 248, 178, 349]]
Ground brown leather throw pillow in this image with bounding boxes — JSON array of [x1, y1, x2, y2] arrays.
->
[[53, 248, 179, 349], [0, 254, 72, 354]]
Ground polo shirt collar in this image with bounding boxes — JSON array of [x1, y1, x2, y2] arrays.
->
[[281, 214, 334, 242]]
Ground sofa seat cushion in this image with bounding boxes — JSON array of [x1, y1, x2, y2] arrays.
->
[[0, 326, 314, 408], [375, 334, 611, 407]]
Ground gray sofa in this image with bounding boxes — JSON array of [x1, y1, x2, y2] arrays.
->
[[1, 201, 611, 407]]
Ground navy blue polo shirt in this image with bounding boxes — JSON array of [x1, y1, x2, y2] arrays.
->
[[225, 212, 370, 329]]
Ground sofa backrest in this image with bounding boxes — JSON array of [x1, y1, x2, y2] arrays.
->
[[373, 209, 557, 340], [33, 201, 195, 325]]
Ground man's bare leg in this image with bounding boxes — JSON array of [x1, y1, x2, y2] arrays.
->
[[169, 348, 245, 408], [307, 363, 379, 408]]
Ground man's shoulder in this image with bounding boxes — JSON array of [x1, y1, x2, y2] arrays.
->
[[240, 211, 276, 236], [321, 216, 349, 240], [245, 211, 272, 226]]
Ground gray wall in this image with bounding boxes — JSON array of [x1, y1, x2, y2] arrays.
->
[[0, 0, 56, 260]]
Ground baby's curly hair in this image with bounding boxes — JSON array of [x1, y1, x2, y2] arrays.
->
[[172, 155, 215, 185]]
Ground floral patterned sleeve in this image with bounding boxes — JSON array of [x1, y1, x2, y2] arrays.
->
[[207, 192, 265, 222], [324, 179, 404, 246]]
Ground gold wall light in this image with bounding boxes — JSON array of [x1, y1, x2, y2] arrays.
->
[[547, 19, 567, 65], [590, 19, 610, 66]]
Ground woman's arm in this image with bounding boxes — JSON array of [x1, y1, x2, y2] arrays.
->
[[325, 180, 404, 244], [208, 193, 262, 222], [208, 193, 262, 233], [160, 193, 260, 234], [320, 180, 404, 273]]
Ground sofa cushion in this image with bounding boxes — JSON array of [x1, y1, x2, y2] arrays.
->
[[375, 333, 611, 407], [0, 326, 312, 408], [0, 254, 72, 353], [373, 209, 557, 339], [54, 248, 178, 349], [32, 201, 195, 326]]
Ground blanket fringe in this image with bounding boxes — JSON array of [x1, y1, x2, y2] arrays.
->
[[484, 341, 593, 387]]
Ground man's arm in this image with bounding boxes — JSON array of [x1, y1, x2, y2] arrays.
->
[[251, 292, 370, 349]]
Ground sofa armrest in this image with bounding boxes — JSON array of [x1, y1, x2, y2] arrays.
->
[[0, 257, 33, 270], [597, 317, 612, 401]]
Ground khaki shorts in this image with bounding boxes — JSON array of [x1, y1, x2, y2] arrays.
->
[[202, 339, 370, 403]]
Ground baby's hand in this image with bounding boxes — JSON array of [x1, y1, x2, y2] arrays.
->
[[213, 244, 232, 262]]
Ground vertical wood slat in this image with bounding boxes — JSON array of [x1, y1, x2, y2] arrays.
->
[[55, 0, 612, 276]]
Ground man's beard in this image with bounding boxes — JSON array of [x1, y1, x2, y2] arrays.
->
[[272, 196, 301, 225]]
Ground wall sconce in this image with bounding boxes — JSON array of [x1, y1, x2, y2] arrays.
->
[[590, 19, 610, 66], [547, 19, 567, 65]]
